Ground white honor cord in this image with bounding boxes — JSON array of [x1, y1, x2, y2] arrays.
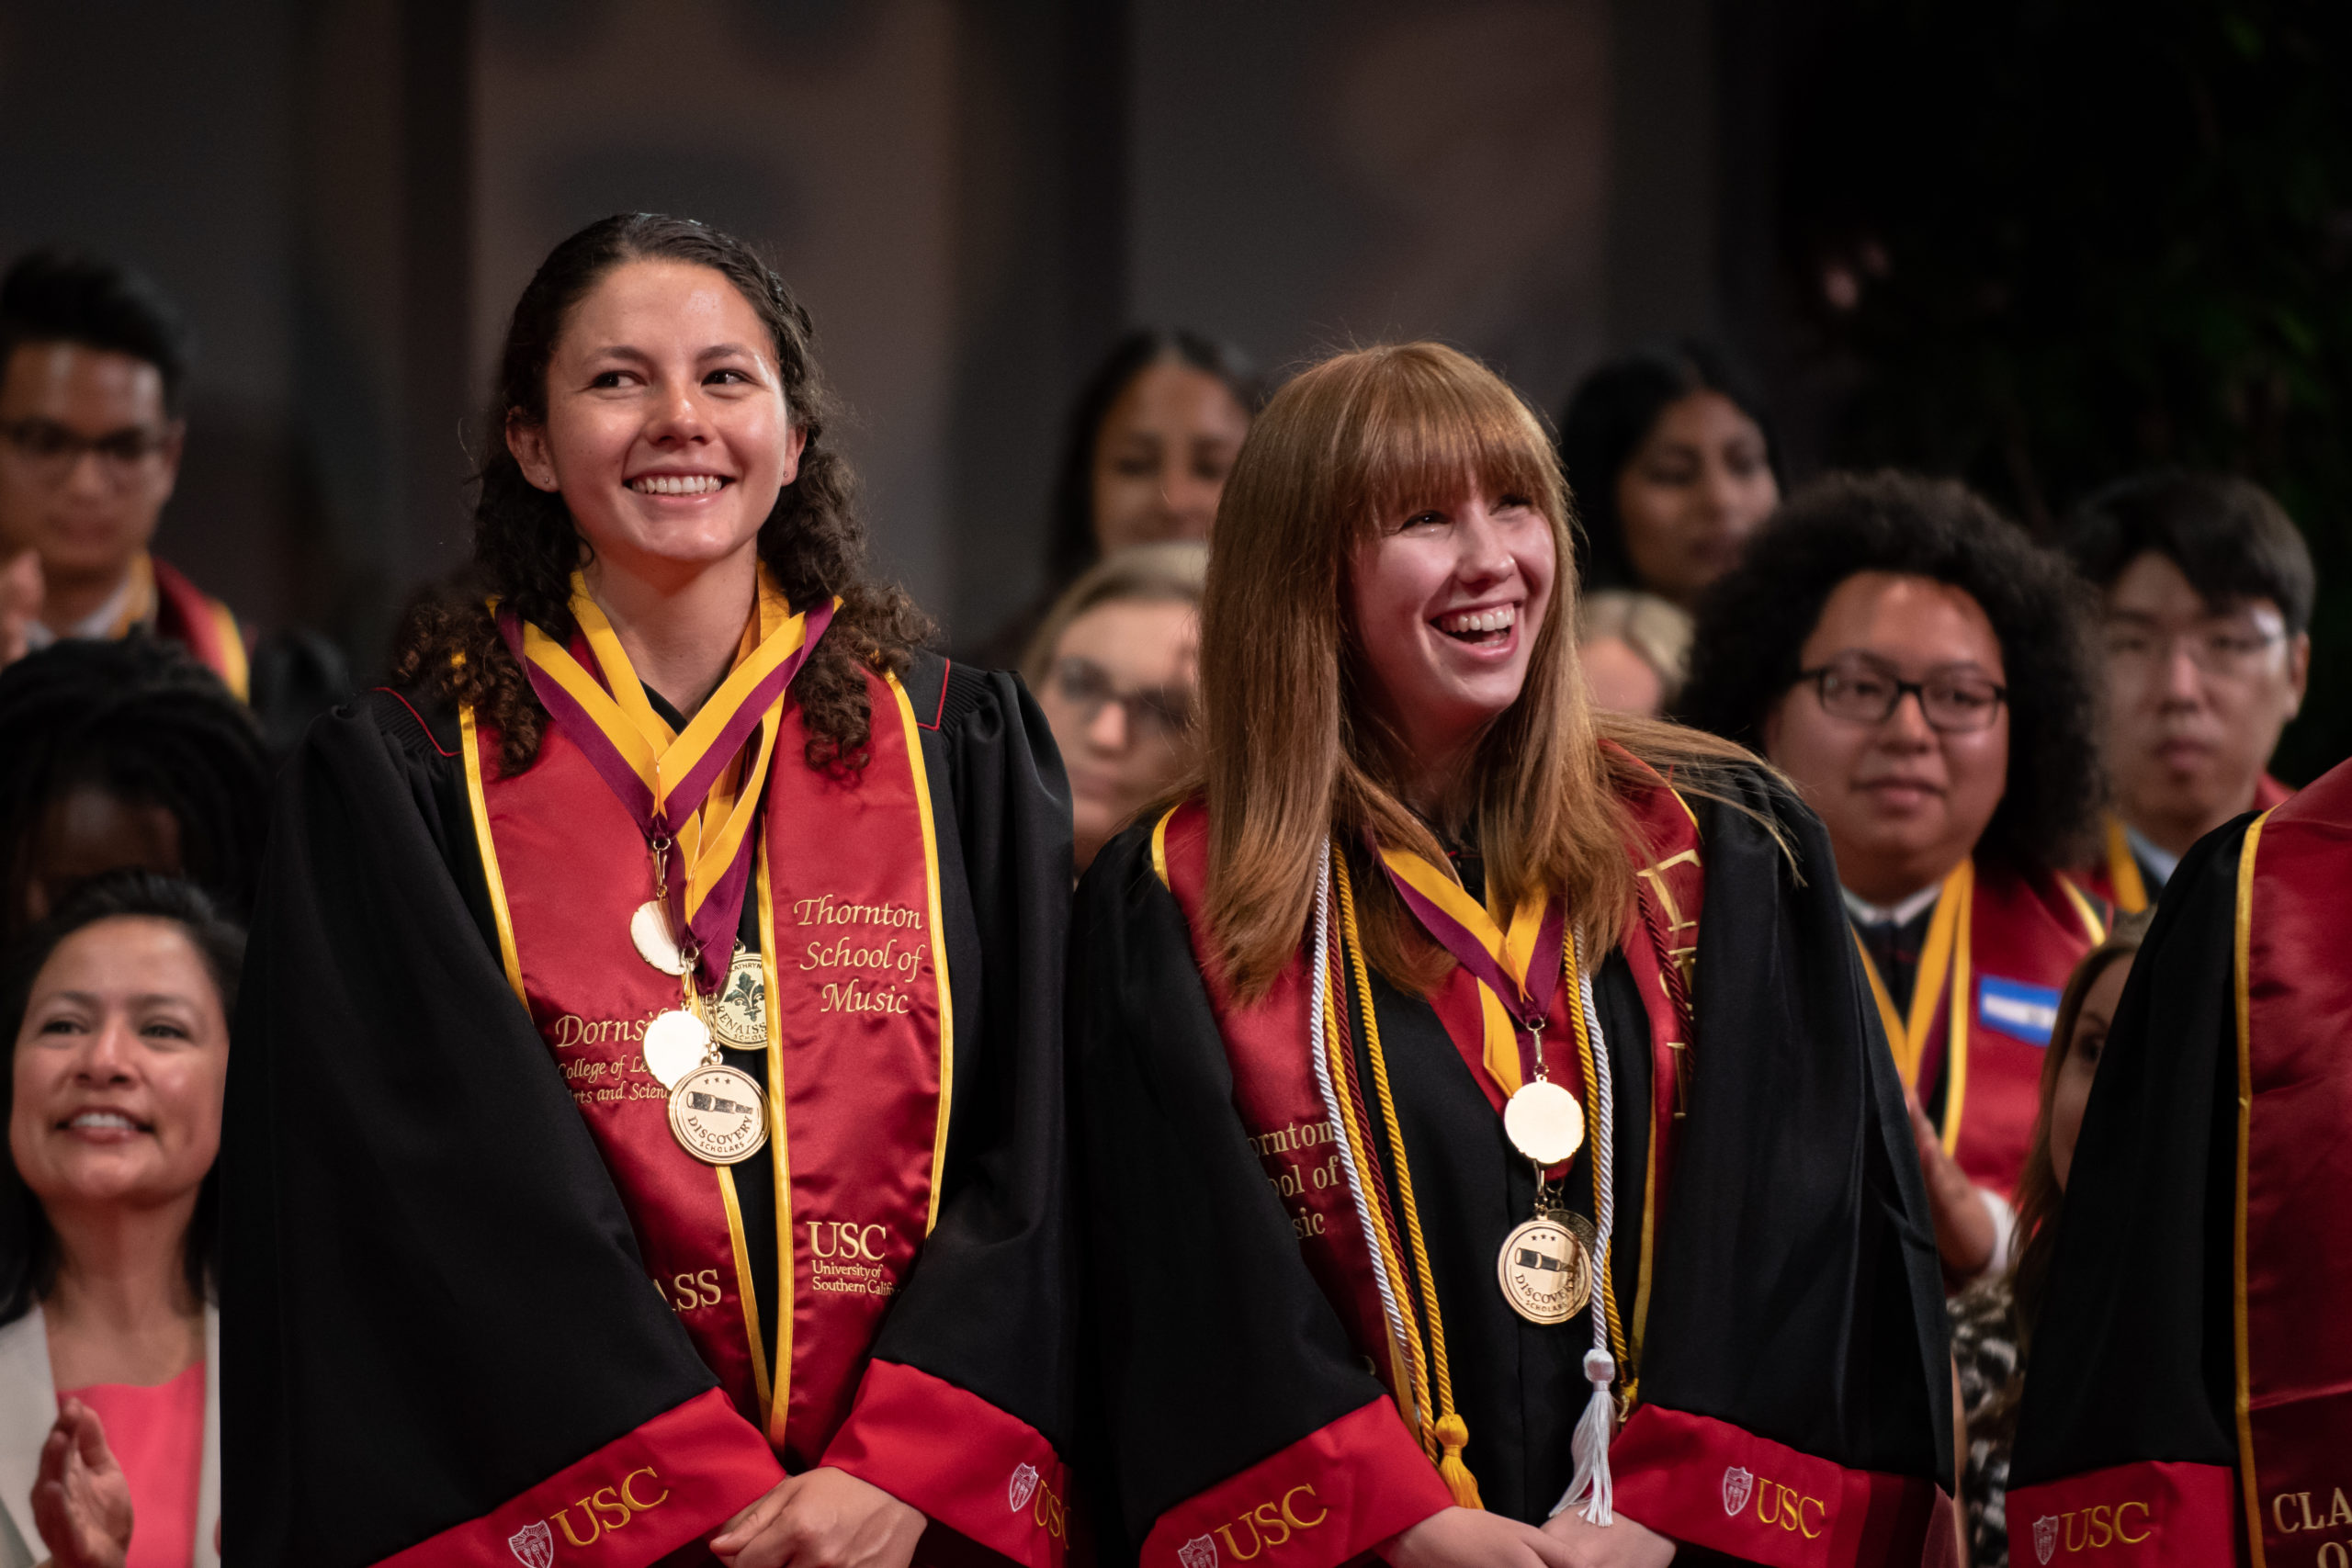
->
[[1305, 839, 1414, 1401], [1555, 968, 1619, 1526]]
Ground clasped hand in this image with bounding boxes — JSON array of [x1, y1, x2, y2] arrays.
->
[[711, 1465, 926, 1568], [1382, 1504, 1673, 1568]]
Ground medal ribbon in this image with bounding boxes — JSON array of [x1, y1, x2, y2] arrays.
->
[[499, 568, 834, 987], [1851, 859, 1972, 1154], [1376, 846, 1567, 1098]]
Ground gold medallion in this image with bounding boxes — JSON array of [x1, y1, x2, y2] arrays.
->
[[1503, 1079, 1585, 1167], [630, 900, 693, 976], [641, 1008, 711, 1090], [1497, 1212, 1593, 1324], [708, 945, 767, 1050], [668, 1063, 769, 1165]]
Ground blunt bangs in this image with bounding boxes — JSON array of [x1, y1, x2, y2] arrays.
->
[[1324, 345, 1567, 542]]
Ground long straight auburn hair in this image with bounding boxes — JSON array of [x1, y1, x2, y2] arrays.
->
[[1199, 342, 1756, 999]]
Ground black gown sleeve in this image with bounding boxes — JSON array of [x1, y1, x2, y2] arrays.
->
[[220, 697, 776, 1568], [818, 662, 1086, 1563], [1069, 827, 1457, 1568], [2004, 818, 2245, 1539], [1606, 771, 1957, 1564]]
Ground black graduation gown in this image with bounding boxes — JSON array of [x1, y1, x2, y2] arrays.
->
[[2009, 758, 2352, 1565], [1069, 767, 1954, 1568], [220, 653, 1078, 1567]]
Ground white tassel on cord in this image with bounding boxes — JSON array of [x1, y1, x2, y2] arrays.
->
[[1553, 970, 1619, 1525], [1305, 840, 1416, 1422]]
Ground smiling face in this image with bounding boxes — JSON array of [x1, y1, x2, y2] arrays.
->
[[1763, 571, 2010, 903], [505, 259, 805, 591], [1614, 389, 1777, 607], [1348, 481, 1558, 782], [1091, 361, 1252, 556], [10, 917, 228, 1223]]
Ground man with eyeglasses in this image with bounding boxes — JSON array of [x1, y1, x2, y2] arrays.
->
[[2060, 470, 2312, 914], [1683, 472, 2110, 1285], [0, 249, 248, 696]]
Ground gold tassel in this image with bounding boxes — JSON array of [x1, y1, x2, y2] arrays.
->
[[1433, 1413, 1483, 1509]]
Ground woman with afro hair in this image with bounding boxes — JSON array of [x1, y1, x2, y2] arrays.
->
[[221, 215, 1076, 1568], [1682, 471, 2108, 1287]]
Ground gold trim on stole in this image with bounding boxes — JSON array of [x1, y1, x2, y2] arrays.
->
[[207, 599, 249, 701], [758, 839, 795, 1446], [719, 1163, 771, 1417], [458, 704, 526, 1001], [2058, 874, 2109, 945], [891, 673, 956, 1235], [2232, 809, 2273, 1568], [2104, 815, 2151, 916]]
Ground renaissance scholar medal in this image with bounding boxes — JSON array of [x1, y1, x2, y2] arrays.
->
[[1498, 1210, 1593, 1324], [708, 944, 767, 1050], [1503, 1078, 1585, 1166], [641, 1008, 711, 1090], [668, 1062, 768, 1165]]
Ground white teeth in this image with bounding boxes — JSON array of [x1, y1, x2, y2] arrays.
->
[[68, 1111, 137, 1132], [631, 474, 724, 496], [1438, 605, 1517, 635]]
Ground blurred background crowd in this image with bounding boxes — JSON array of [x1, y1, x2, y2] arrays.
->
[[0, 4, 2346, 1566]]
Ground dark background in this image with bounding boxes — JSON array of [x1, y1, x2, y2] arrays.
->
[[2, 0, 2343, 776]]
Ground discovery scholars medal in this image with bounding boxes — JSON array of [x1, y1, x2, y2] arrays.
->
[[501, 567, 833, 1164]]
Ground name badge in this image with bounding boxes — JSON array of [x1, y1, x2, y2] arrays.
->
[[1979, 975, 2062, 1045]]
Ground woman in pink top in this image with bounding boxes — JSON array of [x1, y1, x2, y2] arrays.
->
[[0, 871, 232, 1568]]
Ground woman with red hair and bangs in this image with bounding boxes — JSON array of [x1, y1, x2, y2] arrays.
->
[[1069, 343, 1957, 1568]]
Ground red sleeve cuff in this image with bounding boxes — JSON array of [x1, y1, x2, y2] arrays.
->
[[2005, 1461, 2237, 1567], [376, 1387, 783, 1566], [821, 1359, 1074, 1568], [1140, 1397, 1452, 1568], [1608, 1404, 1950, 1567]]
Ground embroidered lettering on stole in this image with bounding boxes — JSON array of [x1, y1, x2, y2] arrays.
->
[[470, 664, 946, 1464]]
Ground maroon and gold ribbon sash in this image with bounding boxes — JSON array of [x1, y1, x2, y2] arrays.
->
[[498, 568, 833, 988], [460, 660, 950, 1462], [1376, 848, 1567, 1098]]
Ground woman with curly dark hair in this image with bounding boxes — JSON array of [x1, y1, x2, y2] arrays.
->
[[221, 214, 1076, 1568], [1683, 470, 2108, 1285]]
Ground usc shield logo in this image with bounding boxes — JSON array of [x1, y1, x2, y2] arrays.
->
[[1178, 1534, 1218, 1568], [2034, 1516, 2059, 1564], [1722, 1467, 1755, 1517], [508, 1520, 555, 1568], [1009, 1463, 1041, 1512]]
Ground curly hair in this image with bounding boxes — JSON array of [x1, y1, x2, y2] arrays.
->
[[391, 213, 930, 774], [0, 637, 270, 940], [1680, 469, 2102, 872]]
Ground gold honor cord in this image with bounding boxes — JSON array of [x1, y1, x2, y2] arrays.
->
[[1334, 855, 1483, 1510]]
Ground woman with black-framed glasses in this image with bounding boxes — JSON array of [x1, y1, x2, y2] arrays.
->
[[1022, 542, 1205, 875], [1683, 470, 2109, 1292]]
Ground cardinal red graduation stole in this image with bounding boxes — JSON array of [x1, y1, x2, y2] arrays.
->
[[1152, 746, 1704, 1416], [1856, 858, 2106, 1199], [463, 646, 950, 1468], [2232, 763, 2352, 1565]]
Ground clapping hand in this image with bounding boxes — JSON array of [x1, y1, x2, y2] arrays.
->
[[31, 1398, 132, 1568]]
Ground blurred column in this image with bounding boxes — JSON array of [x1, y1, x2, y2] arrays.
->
[[293, 0, 474, 678]]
